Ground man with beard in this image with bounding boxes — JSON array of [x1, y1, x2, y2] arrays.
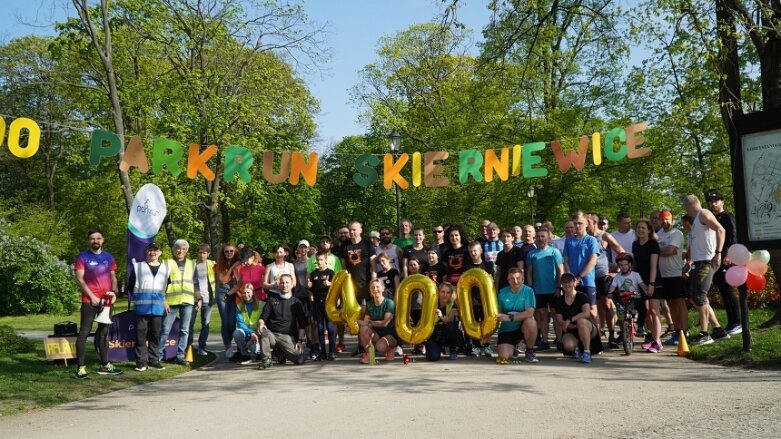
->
[[74, 228, 120, 378], [375, 226, 403, 273]]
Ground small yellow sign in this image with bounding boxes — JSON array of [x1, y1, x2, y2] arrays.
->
[[44, 337, 77, 360]]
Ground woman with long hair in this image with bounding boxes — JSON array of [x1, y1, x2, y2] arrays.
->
[[215, 243, 241, 359], [632, 219, 662, 353]]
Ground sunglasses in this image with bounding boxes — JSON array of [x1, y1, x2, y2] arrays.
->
[[433, 229, 444, 233], [224, 249, 235, 253]]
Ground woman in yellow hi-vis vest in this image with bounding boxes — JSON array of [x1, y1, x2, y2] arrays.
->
[[158, 239, 197, 366]]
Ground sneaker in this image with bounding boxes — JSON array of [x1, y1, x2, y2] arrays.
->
[[469, 347, 482, 357], [360, 353, 369, 364], [335, 342, 346, 353], [496, 357, 509, 365], [636, 326, 645, 336], [197, 348, 208, 356], [149, 363, 166, 371], [691, 332, 714, 346], [229, 352, 242, 362], [608, 340, 619, 349], [556, 341, 564, 352], [258, 358, 272, 370], [663, 333, 680, 346], [385, 347, 395, 362], [580, 351, 592, 364], [175, 358, 190, 366], [225, 346, 234, 359], [524, 350, 540, 363], [327, 352, 336, 361], [239, 355, 252, 365], [309, 349, 320, 361], [725, 324, 743, 336], [711, 327, 731, 341], [646, 341, 662, 353], [664, 325, 674, 336], [644, 333, 653, 343], [482, 346, 494, 357], [395, 346, 404, 356], [515, 340, 527, 354], [449, 350, 458, 360], [74, 366, 88, 379], [572, 348, 581, 361], [134, 365, 147, 372], [537, 341, 551, 351], [641, 340, 654, 350], [97, 363, 122, 376]]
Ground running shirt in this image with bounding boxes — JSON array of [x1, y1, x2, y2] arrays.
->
[[526, 246, 563, 295], [563, 235, 601, 288], [75, 250, 117, 303], [657, 227, 684, 278], [497, 284, 536, 332], [689, 211, 716, 262]]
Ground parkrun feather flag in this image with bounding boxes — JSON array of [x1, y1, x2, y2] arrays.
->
[[126, 183, 167, 280]]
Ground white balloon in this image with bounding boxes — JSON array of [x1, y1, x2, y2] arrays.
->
[[726, 244, 751, 266]]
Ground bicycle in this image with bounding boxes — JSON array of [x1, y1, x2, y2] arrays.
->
[[615, 290, 642, 355]]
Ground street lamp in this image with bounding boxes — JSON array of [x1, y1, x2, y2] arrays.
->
[[527, 185, 535, 225], [388, 130, 402, 235]]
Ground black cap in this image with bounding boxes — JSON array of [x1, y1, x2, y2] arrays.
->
[[147, 242, 161, 250], [598, 217, 608, 226], [705, 189, 723, 202], [240, 247, 254, 264]]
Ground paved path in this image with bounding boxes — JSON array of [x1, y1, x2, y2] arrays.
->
[[3, 333, 781, 439]]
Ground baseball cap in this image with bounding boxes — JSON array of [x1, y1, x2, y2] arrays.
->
[[659, 210, 673, 221], [598, 217, 608, 226], [319, 235, 332, 243], [297, 239, 310, 248], [147, 242, 161, 250], [705, 189, 723, 202], [368, 231, 380, 239]]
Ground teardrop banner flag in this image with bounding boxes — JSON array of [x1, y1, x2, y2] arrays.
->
[[126, 183, 167, 286]]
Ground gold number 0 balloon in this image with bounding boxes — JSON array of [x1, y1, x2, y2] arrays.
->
[[394, 274, 438, 345], [324, 271, 362, 335], [456, 268, 499, 340]]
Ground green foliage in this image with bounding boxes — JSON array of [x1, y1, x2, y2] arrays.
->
[[0, 226, 79, 316], [0, 325, 34, 355]]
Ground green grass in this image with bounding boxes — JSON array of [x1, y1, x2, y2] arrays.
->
[[686, 308, 781, 369], [0, 341, 215, 416]]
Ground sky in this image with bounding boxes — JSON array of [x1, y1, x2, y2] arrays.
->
[[0, 0, 492, 151]]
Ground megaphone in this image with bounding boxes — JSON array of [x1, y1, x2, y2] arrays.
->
[[94, 297, 113, 325]]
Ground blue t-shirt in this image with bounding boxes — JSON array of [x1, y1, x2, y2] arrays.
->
[[526, 246, 563, 295], [563, 235, 601, 287], [497, 284, 536, 333]]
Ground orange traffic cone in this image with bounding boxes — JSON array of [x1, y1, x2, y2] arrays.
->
[[677, 330, 690, 357], [185, 345, 194, 363]]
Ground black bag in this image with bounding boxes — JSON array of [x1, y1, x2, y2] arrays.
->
[[54, 321, 77, 336]]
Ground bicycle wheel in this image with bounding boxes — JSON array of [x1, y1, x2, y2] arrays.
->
[[622, 318, 633, 355]]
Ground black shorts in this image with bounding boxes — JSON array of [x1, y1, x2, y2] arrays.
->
[[497, 327, 524, 345], [535, 294, 556, 309], [565, 319, 599, 339], [595, 275, 611, 298], [660, 277, 688, 300]]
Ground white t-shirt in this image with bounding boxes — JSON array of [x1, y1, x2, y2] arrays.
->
[[610, 229, 636, 261], [611, 271, 644, 292], [657, 227, 684, 278]]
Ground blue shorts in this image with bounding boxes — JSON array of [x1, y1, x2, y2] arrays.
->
[[576, 285, 597, 305]]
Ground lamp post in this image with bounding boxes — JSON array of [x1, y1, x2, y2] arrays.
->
[[389, 130, 402, 235], [527, 185, 535, 225]]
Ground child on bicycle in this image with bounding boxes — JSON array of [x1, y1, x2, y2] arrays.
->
[[607, 254, 648, 346]]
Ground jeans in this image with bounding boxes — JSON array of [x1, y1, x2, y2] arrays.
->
[[260, 331, 304, 364], [425, 322, 463, 361], [76, 303, 109, 367], [135, 314, 162, 367], [188, 303, 213, 351], [233, 329, 259, 356], [215, 285, 237, 349], [159, 304, 194, 361]]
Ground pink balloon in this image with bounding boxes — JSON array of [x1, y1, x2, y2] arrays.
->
[[747, 258, 769, 276], [725, 265, 748, 287], [726, 244, 751, 266]]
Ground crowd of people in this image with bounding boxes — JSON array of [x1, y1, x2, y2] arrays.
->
[[72, 190, 744, 377]]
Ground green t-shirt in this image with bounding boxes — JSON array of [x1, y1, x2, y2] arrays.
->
[[306, 253, 343, 274], [366, 297, 395, 336], [497, 284, 536, 333]]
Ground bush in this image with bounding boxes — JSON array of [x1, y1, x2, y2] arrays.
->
[[0, 225, 79, 316], [0, 325, 34, 354]]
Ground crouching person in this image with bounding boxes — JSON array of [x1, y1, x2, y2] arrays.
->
[[424, 282, 462, 361], [357, 279, 398, 363], [233, 283, 263, 364], [257, 274, 308, 369], [555, 272, 603, 364]]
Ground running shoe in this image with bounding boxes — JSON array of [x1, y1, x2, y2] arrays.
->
[[327, 352, 336, 361], [646, 341, 662, 353], [580, 351, 592, 364], [385, 347, 395, 362], [471, 347, 483, 357], [641, 340, 654, 350], [74, 366, 88, 379], [395, 346, 404, 356], [712, 327, 731, 341], [691, 332, 714, 346], [482, 346, 494, 357], [636, 326, 645, 336], [515, 340, 527, 354], [449, 350, 458, 361], [663, 333, 680, 346], [308, 349, 321, 361], [537, 341, 551, 351], [258, 358, 272, 370], [572, 348, 581, 361], [97, 363, 122, 376], [197, 348, 208, 356], [149, 363, 166, 371], [524, 351, 540, 363], [134, 365, 147, 372], [725, 324, 743, 335], [335, 342, 346, 353], [239, 355, 252, 365], [608, 340, 620, 349], [229, 352, 242, 362], [174, 358, 190, 367], [360, 353, 369, 364]]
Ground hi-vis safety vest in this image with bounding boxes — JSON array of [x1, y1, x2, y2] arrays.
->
[[165, 259, 196, 306], [238, 303, 262, 332]]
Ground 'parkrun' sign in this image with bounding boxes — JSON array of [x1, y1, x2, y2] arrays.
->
[[1, 116, 650, 188]]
